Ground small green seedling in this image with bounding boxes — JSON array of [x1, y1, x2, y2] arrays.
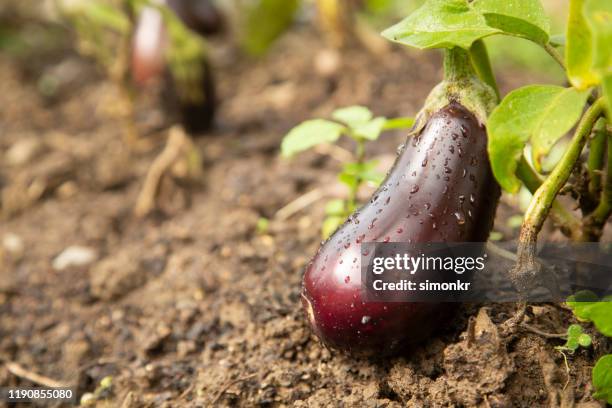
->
[[281, 105, 414, 237], [555, 324, 592, 353], [567, 291, 612, 404]]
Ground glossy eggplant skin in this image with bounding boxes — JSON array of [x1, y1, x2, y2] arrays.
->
[[302, 102, 500, 354], [167, 0, 224, 36]]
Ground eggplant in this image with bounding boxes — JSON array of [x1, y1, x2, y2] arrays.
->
[[132, 4, 217, 133], [132, 5, 167, 86], [161, 59, 216, 134], [301, 101, 500, 354], [166, 0, 224, 36]]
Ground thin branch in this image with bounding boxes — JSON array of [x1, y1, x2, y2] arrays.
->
[[516, 157, 582, 239], [544, 43, 566, 70], [5, 362, 67, 388], [520, 323, 567, 339], [275, 188, 327, 221], [587, 118, 607, 199], [583, 124, 612, 240]]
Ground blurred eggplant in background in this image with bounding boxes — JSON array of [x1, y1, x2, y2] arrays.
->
[[131, 0, 222, 134]]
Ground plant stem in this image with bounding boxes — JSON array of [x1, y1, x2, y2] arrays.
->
[[583, 125, 612, 240], [347, 138, 366, 213], [516, 157, 582, 239], [544, 43, 565, 70], [444, 47, 476, 83], [587, 118, 607, 199], [512, 98, 606, 290], [469, 40, 500, 100]]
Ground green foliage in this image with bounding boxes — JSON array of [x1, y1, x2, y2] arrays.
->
[[472, 0, 550, 44], [60, 0, 132, 68], [282, 106, 413, 158], [281, 106, 413, 237], [487, 85, 590, 192], [281, 120, 345, 158], [567, 291, 612, 337], [566, 0, 598, 89], [567, 291, 612, 403], [556, 324, 592, 353], [593, 355, 612, 404], [240, 0, 300, 56], [382, 0, 550, 50], [583, 0, 612, 116]]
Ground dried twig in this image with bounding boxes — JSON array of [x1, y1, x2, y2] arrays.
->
[[5, 362, 67, 388], [275, 188, 327, 221], [210, 373, 257, 405], [134, 126, 198, 217], [519, 323, 567, 339]]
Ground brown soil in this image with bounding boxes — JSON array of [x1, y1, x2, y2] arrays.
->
[[0, 30, 609, 407]]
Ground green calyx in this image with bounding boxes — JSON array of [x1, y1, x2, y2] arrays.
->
[[410, 47, 497, 135]]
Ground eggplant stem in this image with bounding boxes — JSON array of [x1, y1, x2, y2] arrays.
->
[[582, 125, 612, 240], [444, 47, 477, 83]]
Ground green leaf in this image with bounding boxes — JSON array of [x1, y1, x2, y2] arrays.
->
[[382, 0, 499, 50], [383, 117, 416, 130], [487, 85, 590, 191], [361, 170, 385, 186], [584, 0, 612, 73], [593, 354, 612, 404], [584, 0, 612, 115], [240, 0, 299, 56], [567, 291, 612, 337], [325, 199, 347, 216], [354, 117, 387, 140], [578, 333, 592, 347], [281, 120, 346, 158], [343, 160, 379, 174], [566, 0, 599, 89], [529, 88, 590, 170], [567, 324, 583, 337], [332, 106, 373, 127], [322, 216, 345, 239], [81, 2, 130, 33], [338, 172, 359, 190], [566, 337, 579, 351], [584, 302, 612, 337], [382, 0, 550, 50], [472, 0, 550, 44], [567, 290, 600, 319]]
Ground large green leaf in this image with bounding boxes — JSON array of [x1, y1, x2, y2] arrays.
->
[[473, 0, 550, 44], [593, 355, 612, 404], [382, 0, 550, 49], [281, 120, 345, 158], [382, 0, 499, 50], [584, 0, 612, 72], [584, 0, 612, 115], [487, 85, 589, 192], [566, 0, 599, 89]]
